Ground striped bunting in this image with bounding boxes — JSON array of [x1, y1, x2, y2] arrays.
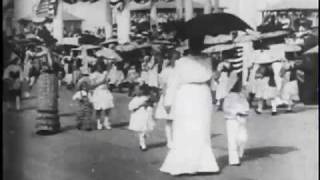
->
[[36, 0, 58, 18]]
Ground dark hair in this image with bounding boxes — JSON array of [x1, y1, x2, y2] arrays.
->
[[94, 59, 106, 71], [188, 37, 205, 55], [140, 84, 150, 96]]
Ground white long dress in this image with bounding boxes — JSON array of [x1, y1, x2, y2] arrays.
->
[[160, 56, 220, 175], [154, 66, 174, 120]]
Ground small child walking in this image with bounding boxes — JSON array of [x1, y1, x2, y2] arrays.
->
[[128, 84, 156, 151], [223, 71, 250, 166], [90, 60, 114, 130], [72, 80, 95, 131]]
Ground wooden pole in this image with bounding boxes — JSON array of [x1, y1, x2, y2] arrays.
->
[[52, 0, 63, 44], [105, 0, 113, 39], [184, 0, 193, 21], [176, 0, 183, 19], [203, 0, 212, 14], [116, 0, 130, 44], [213, 0, 220, 13], [150, 1, 157, 27]]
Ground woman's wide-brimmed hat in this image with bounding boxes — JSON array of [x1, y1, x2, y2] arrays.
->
[[100, 38, 118, 46], [254, 50, 280, 64]]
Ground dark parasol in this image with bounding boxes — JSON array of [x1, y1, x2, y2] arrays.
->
[[78, 34, 104, 45], [165, 13, 252, 54], [180, 13, 252, 40]]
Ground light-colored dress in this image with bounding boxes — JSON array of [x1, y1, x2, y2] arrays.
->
[[128, 96, 155, 132], [90, 71, 114, 110], [247, 64, 259, 94], [281, 63, 300, 102], [255, 77, 278, 100], [147, 63, 159, 88], [155, 67, 174, 120], [107, 66, 125, 86], [223, 92, 250, 119], [160, 56, 220, 175]]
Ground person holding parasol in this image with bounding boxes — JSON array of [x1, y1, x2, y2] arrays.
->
[[160, 13, 253, 175]]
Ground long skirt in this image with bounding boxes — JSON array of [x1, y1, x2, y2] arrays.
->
[[160, 84, 219, 175], [281, 80, 300, 102], [255, 78, 278, 100], [36, 73, 60, 133], [91, 88, 114, 110], [76, 100, 95, 130]]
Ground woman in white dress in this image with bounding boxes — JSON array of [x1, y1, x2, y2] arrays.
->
[[155, 51, 180, 148], [160, 52, 220, 175]]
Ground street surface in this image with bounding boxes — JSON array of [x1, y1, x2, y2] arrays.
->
[[3, 84, 319, 180]]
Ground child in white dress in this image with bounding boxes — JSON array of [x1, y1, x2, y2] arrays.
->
[[90, 60, 114, 130], [223, 71, 250, 166], [128, 84, 156, 151]]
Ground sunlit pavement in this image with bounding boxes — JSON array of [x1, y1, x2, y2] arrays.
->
[[3, 85, 318, 180]]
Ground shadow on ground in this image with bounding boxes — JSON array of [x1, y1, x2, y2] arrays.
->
[[60, 124, 78, 132], [111, 122, 129, 128], [217, 146, 299, 171]]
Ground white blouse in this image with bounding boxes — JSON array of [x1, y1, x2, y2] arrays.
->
[[164, 56, 213, 107]]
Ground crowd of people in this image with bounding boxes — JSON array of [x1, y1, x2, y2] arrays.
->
[[258, 10, 318, 33], [2, 13, 315, 177]]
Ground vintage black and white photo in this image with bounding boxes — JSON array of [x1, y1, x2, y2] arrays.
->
[[2, 0, 319, 179]]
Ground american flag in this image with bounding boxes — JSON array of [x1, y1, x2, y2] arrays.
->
[[36, 0, 58, 18]]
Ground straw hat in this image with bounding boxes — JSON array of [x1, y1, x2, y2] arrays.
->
[[254, 50, 279, 64], [101, 38, 118, 46]]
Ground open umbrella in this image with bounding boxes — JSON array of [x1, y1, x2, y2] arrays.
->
[[152, 40, 174, 45], [96, 48, 123, 61], [100, 38, 118, 47], [257, 30, 289, 40], [116, 43, 138, 52], [202, 44, 237, 54], [78, 34, 103, 45], [204, 34, 232, 45], [180, 13, 252, 40], [55, 44, 79, 54], [269, 43, 302, 52], [136, 43, 152, 49], [234, 33, 260, 43]]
